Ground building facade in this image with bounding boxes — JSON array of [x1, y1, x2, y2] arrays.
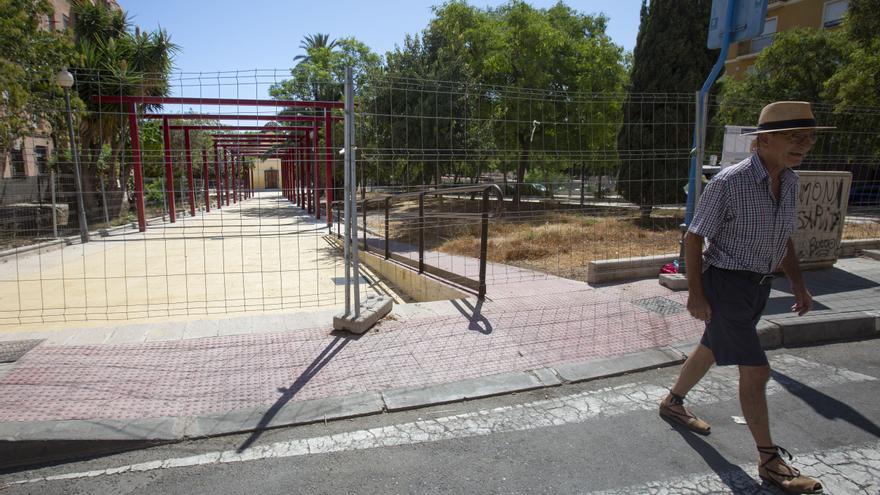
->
[[724, 0, 849, 80], [2, 0, 122, 182]]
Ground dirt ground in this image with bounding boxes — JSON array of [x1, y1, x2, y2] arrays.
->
[[372, 205, 880, 283]]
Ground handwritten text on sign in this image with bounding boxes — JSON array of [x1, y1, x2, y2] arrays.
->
[[793, 171, 852, 263]]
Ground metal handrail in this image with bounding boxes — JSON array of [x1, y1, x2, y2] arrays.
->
[[332, 183, 504, 298]]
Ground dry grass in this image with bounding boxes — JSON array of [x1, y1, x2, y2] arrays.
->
[[842, 222, 880, 240], [374, 210, 880, 282]]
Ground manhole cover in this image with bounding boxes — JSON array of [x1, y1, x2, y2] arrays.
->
[[0, 339, 44, 363], [631, 296, 686, 316]]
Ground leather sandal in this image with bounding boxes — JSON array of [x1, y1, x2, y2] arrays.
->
[[757, 445, 823, 494], [658, 392, 711, 435]]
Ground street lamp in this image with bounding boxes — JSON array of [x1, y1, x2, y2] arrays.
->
[[56, 68, 89, 243]]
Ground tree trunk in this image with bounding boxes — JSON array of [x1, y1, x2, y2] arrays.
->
[[515, 133, 530, 211], [579, 163, 586, 206]]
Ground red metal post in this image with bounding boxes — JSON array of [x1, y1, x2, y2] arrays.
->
[[162, 117, 176, 222], [306, 134, 313, 214], [223, 148, 230, 206], [291, 150, 297, 204], [313, 125, 320, 220], [299, 148, 305, 209], [324, 109, 333, 224], [231, 153, 237, 204], [213, 142, 222, 210], [184, 129, 196, 216], [127, 102, 146, 232], [202, 148, 210, 213], [293, 150, 298, 204]]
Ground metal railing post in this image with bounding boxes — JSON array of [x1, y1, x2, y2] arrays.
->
[[384, 197, 390, 260], [348, 66, 361, 317], [50, 170, 58, 238], [343, 66, 353, 316], [479, 189, 490, 299], [362, 201, 368, 252], [418, 192, 425, 274]]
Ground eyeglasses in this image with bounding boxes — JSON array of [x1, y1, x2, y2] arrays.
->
[[777, 130, 818, 145]]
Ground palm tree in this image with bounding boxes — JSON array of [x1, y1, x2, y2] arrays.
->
[[293, 33, 338, 65], [68, 0, 177, 218]]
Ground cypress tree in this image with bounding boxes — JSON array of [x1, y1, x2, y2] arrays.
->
[[616, 0, 717, 216]]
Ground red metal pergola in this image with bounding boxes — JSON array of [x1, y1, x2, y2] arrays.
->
[[92, 95, 340, 231]]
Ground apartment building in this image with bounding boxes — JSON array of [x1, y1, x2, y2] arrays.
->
[[2, 0, 122, 181], [724, 0, 849, 80]]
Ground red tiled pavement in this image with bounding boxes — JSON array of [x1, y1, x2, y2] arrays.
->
[[0, 256, 703, 422]]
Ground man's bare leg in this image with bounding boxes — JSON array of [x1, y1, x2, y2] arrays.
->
[[660, 344, 715, 427], [671, 344, 715, 397], [739, 364, 824, 494]]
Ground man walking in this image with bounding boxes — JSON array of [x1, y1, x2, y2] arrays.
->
[[659, 101, 832, 494]]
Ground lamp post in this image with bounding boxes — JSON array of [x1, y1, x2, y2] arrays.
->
[[57, 68, 89, 243]]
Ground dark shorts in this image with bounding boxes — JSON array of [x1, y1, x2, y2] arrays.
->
[[699, 265, 772, 367]]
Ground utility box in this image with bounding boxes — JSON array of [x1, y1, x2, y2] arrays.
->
[[720, 125, 757, 168], [793, 171, 852, 269]]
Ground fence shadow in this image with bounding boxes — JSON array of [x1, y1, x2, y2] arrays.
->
[[236, 333, 356, 453]]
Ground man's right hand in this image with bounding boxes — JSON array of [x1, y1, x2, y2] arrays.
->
[[687, 292, 712, 321]]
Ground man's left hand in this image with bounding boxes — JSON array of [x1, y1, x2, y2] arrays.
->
[[791, 284, 813, 316]]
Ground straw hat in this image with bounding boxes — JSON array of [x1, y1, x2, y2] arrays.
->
[[743, 101, 835, 135]]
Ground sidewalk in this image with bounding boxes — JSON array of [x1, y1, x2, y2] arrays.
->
[[0, 255, 877, 464]]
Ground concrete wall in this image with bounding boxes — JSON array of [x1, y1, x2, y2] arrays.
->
[[325, 236, 468, 302], [251, 158, 282, 190]]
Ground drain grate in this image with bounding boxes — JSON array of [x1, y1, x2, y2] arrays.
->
[[0, 339, 44, 363], [631, 296, 686, 316]]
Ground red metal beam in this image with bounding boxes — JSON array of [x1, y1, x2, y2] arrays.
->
[[92, 95, 343, 109], [169, 125, 311, 131], [141, 113, 342, 122]]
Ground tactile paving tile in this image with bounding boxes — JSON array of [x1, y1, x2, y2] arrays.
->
[[630, 296, 686, 316], [0, 339, 44, 363]]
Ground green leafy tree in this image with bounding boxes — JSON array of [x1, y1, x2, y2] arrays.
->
[[714, 26, 877, 175], [270, 36, 381, 103], [0, 0, 72, 167], [368, 1, 626, 205], [716, 28, 849, 125], [825, 0, 880, 109], [616, 0, 716, 216]]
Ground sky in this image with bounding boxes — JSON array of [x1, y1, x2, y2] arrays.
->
[[121, 0, 644, 99]]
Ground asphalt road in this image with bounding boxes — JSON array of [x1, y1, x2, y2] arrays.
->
[[3, 339, 879, 494]]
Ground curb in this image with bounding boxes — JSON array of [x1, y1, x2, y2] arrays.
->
[[1, 310, 878, 470]]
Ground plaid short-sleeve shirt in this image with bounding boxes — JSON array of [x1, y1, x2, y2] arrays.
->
[[688, 153, 798, 274]]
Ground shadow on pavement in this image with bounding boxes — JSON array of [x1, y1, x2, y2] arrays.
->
[[771, 370, 880, 439], [451, 298, 492, 334], [236, 334, 356, 453], [665, 418, 764, 494], [771, 267, 879, 297]]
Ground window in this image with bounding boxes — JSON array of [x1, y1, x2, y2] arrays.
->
[[749, 17, 777, 54], [34, 146, 48, 175], [10, 149, 25, 178], [823, 0, 848, 28], [62, 14, 70, 31]]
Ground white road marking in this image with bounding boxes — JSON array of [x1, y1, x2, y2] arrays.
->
[[5, 354, 875, 486], [588, 441, 880, 495]]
